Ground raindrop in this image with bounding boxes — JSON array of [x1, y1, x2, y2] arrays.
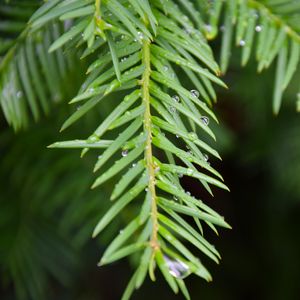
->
[[205, 24, 212, 33], [173, 196, 178, 201], [121, 57, 127, 62], [164, 255, 190, 279], [203, 153, 209, 162], [200, 116, 209, 126], [16, 91, 23, 98], [98, 155, 102, 159], [186, 169, 193, 176], [188, 132, 197, 141], [122, 149, 128, 157], [186, 191, 191, 196], [88, 88, 94, 93], [87, 134, 99, 143], [255, 25, 262, 32], [163, 65, 169, 71], [137, 31, 144, 40], [169, 106, 176, 114], [190, 89, 199, 98], [239, 40, 246, 47], [132, 163, 136, 167], [172, 95, 180, 102], [76, 106, 81, 111], [178, 173, 183, 178], [145, 187, 149, 192], [119, 230, 124, 234], [176, 134, 179, 138]]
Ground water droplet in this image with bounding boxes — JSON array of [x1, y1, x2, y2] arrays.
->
[[164, 255, 190, 279], [122, 149, 128, 157], [205, 24, 212, 33], [178, 173, 183, 178], [163, 65, 169, 71], [137, 31, 144, 40], [145, 187, 149, 192], [200, 116, 209, 126], [132, 163, 136, 167], [98, 155, 102, 159], [119, 230, 124, 234], [255, 25, 262, 32], [76, 106, 81, 110], [187, 169, 193, 176], [186, 191, 191, 196], [87, 134, 99, 143], [190, 89, 199, 98], [16, 91, 23, 98], [173, 196, 178, 201], [239, 40, 246, 47], [176, 134, 179, 138], [188, 132, 197, 141], [172, 95, 180, 102], [203, 154, 209, 162], [155, 166, 160, 173], [88, 88, 94, 93], [169, 106, 176, 114]]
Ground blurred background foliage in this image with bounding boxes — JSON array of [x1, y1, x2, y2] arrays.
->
[[1, 1, 300, 300]]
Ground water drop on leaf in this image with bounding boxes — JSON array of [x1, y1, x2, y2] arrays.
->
[[255, 25, 262, 32], [190, 89, 199, 98], [164, 255, 190, 279], [172, 95, 180, 102], [169, 106, 176, 114], [16, 91, 23, 98], [122, 149, 128, 157], [87, 134, 99, 143], [200, 116, 209, 126]]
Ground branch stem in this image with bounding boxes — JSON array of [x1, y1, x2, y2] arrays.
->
[[141, 40, 159, 252]]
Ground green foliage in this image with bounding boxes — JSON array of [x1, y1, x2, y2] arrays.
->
[[1, 0, 300, 299], [0, 117, 110, 300]]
